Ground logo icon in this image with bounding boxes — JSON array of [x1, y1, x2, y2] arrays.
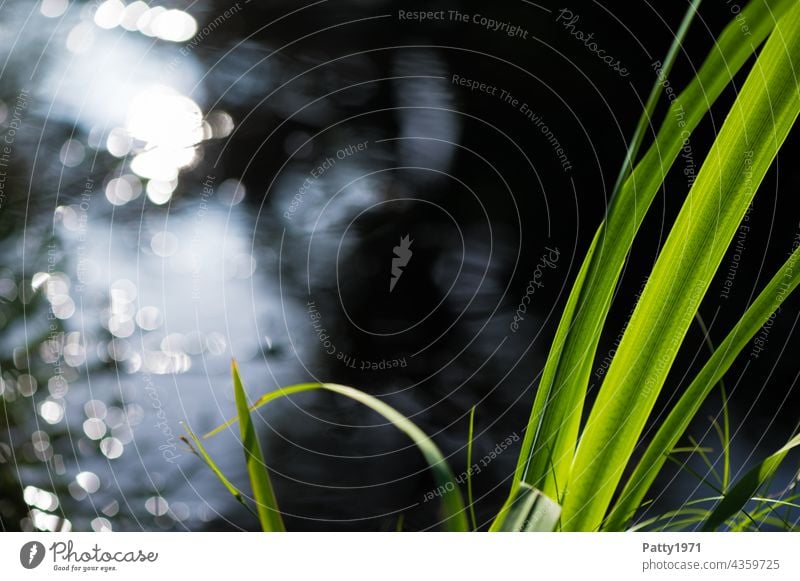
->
[[389, 235, 413, 292], [19, 541, 46, 569]]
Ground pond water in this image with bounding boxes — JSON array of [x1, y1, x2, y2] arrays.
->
[[2, 1, 797, 532]]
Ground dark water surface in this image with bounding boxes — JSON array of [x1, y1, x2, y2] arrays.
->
[[1, 1, 798, 531]]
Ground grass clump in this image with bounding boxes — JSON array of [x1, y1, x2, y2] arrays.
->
[[189, 0, 800, 532]]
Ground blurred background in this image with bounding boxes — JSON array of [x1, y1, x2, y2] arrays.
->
[[0, 0, 798, 532]]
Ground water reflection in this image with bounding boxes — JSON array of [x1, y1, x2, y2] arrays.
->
[[3, 0, 582, 532], [12, 198, 288, 529], [0, 0, 493, 526], [2, 0, 796, 534]]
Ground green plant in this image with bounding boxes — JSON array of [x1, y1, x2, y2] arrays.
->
[[189, 0, 800, 532], [189, 361, 468, 531]]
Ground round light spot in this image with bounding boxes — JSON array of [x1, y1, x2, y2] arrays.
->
[[110, 279, 137, 303], [31, 431, 50, 452], [151, 231, 178, 257], [152, 9, 198, 42], [218, 178, 246, 206], [91, 517, 112, 532], [106, 128, 133, 158], [47, 376, 69, 398], [102, 500, 119, 517], [121, 1, 149, 31], [40, 0, 69, 18], [75, 471, 100, 494], [52, 296, 76, 320], [60, 139, 85, 168], [31, 272, 50, 291], [146, 179, 176, 205], [171, 502, 190, 522], [100, 437, 123, 459], [40, 400, 65, 424], [135, 306, 162, 331], [83, 418, 107, 440], [160, 333, 185, 354], [0, 276, 18, 301], [24, 485, 59, 511], [84, 400, 107, 420], [67, 482, 86, 502], [105, 177, 138, 206], [136, 6, 166, 36], [66, 22, 94, 54], [94, 0, 125, 29], [17, 374, 38, 397], [207, 111, 234, 138], [145, 496, 169, 516], [107, 338, 132, 361], [62, 341, 86, 366], [108, 315, 135, 338]]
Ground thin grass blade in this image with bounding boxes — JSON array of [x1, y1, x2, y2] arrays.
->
[[516, 0, 700, 497], [608, 0, 702, 200], [210, 379, 469, 532], [702, 433, 800, 530], [466, 406, 478, 531], [231, 359, 285, 532], [180, 423, 257, 518], [490, 482, 561, 532], [563, 4, 800, 531], [514, 0, 794, 502], [606, 248, 800, 530]]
